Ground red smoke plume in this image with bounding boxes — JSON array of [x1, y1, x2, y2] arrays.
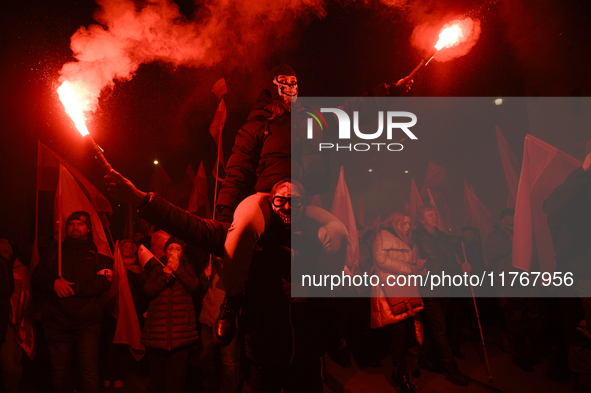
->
[[411, 17, 481, 62], [58, 0, 327, 118]]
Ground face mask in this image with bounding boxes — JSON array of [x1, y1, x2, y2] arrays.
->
[[273, 75, 298, 105], [270, 182, 304, 228]]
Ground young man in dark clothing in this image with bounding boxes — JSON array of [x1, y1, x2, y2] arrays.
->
[[413, 206, 469, 386], [31, 211, 113, 393]]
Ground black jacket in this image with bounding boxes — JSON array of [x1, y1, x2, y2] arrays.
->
[[413, 226, 461, 295], [31, 236, 113, 329], [215, 83, 399, 222], [543, 167, 591, 279], [139, 194, 326, 364], [0, 254, 14, 345]]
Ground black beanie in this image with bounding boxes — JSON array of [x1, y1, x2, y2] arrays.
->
[[66, 211, 92, 232], [265, 64, 297, 101], [164, 237, 185, 255]]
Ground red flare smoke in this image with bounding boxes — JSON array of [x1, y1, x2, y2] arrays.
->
[[411, 17, 481, 63]]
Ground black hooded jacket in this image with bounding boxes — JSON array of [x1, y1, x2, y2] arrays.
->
[[31, 235, 113, 329], [138, 194, 327, 364], [543, 167, 591, 279], [215, 65, 400, 222]]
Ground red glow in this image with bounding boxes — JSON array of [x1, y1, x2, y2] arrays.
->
[[435, 23, 462, 50], [57, 81, 91, 136], [411, 17, 481, 63]]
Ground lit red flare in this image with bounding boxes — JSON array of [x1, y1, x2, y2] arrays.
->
[[57, 81, 91, 137], [57, 80, 113, 174], [434, 22, 463, 50]]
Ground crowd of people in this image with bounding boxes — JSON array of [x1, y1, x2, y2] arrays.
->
[[1, 64, 590, 393]]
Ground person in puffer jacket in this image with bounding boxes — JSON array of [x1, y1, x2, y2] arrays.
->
[[141, 237, 199, 393], [371, 211, 424, 393]]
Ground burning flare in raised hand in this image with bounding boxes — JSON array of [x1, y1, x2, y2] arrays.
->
[[57, 81, 91, 137], [435, 22, 463, 50]]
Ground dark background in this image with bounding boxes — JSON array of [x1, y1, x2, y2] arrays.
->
[[1, 0, 590, 258]]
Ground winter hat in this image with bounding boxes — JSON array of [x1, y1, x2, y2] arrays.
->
[[66, 211, 92, 232], [164, 236, 185, 255], [265, 64, 297, 101], [499, 208, 515, 220]]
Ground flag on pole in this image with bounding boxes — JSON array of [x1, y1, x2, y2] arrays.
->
[[210, 78, 228, 181], [188, 161, 212, 218], [150, 230, 171, 260], [54, 164, 112, 258], [463, 179, 475, 229], [123, 204, 134, 240], [310, 194, 323, 208], [103, 242, 145, 360], [331, 166, 359, 272], [32, 142, 113, 271], [357, 196, 365, 228], [149, 164, 173, 197], [496, 126, 520, 208], [37, 141, 112, 213], [137, 245, 158, 269], [11, 259, 35, 359], [512, 134, 581, 273], [463, 180, 495, 268], [421, 162, 451, 230], [167, 165, 195, 209], [427, 189, 448, 233], [408, 178, 423, 229], [142, 164, 173, 235]]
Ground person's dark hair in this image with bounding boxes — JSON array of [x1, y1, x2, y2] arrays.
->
[[499, 208, 515, 220], [266, 100, 290, 120], [461, 226, 476, 233]]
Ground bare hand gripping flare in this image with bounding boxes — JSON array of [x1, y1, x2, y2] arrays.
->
[[57, 81, 112, 174]]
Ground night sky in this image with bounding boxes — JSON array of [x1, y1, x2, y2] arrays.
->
[[1, 0, 590, 256]]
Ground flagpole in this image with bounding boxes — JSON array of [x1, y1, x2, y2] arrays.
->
[[212, 146, 221, 221], [33, 141, 41, 272], [462, 241, 493, 382], [58, 212, 62, 278]]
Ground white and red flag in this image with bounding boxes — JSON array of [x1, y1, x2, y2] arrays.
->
[[210, 78, 228, 181], [331, 166, 359, 272], [54, 164, 112, 258], [310, 194, 323, 209], [463, 180, 495, 268], [421, 162, 451, 230], [427, 188, 448, 233], [11, 260, 36, 359], [357, 196, 365, 228], [32, 142, 113, 271], [103, 242, 145, 360], [408, 178, 423, 229], [496, 126, 520, 208], [188, 161, 212, 218], [512, 134, 581, 273]]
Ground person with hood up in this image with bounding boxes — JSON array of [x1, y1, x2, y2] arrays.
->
[[214, 64, 414, 344], [141, 237, 199, 393]]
